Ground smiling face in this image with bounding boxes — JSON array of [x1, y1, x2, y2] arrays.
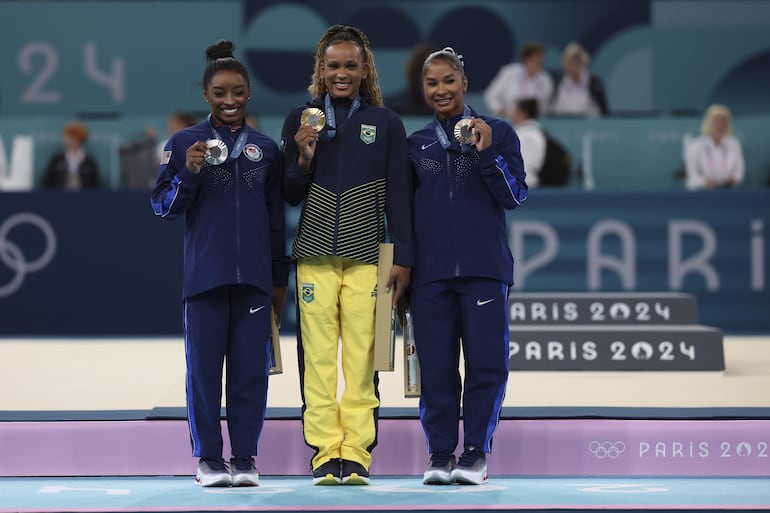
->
[[422, 58, 467, 120], [321, 41, 367, 100], [203, 69, 250, 126]]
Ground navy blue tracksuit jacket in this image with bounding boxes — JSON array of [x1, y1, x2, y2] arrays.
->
[[407, 105, 527, 455], [151, 118, 288, 459]]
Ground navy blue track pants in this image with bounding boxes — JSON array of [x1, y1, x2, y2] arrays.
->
[[410, 278, 510, 455], [183, 284, 271, 459]]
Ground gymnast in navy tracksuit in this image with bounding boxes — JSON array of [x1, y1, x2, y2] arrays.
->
[[407, 48, 527, 485], [151, 40, 288, 487]]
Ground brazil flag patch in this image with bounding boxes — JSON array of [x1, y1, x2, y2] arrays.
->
[[360, 124, 376, 144], [301, 283, 315, 303]]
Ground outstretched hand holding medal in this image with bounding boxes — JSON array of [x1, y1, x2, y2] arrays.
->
[[185, 140, 214, 174], [294, 107, 326, 171], [454, 117, 492, 152]]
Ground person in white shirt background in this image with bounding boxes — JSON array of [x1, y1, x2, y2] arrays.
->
[[484, 41, 553, 119], [511, 98, 545, 188], [684, 104, 745, 190], [551, 42, 608, 118]]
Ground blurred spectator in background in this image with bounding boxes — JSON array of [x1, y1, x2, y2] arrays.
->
[[386, 42, 437, 116], [41, 121, 102, 189], [551, 42, 609, 117], [157, 111, 199, 161], [120, 128, 157, 190], [684, 104, 744, 190], [484, 41, 553, 119], [118, 111, 198, 189], [511, 98, 545, 187], [511, 98, 573, 187], [121, 111, 198, 189]]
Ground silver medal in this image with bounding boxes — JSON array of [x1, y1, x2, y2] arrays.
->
[[204, 139, 228, 166]]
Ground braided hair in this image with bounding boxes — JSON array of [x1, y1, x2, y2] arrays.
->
[[308, 25, 383, 107]]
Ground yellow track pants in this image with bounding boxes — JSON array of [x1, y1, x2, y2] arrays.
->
[[296, 255, 379, 470]]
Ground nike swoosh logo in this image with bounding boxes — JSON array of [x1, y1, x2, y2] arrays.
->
[[476, 298, 495, 307], [249, 306, 266, 314], [421, 141, 438, 150]]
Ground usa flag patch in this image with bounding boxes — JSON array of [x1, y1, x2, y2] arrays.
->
[[160, 151, 172, 165]]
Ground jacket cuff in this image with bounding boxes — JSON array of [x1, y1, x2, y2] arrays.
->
[[272, 256, 291, 288], [477, 145, 499, 170], [180, 166, 203, 185], [286, 158, 313, 178]]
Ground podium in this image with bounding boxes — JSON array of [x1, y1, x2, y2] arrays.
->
[[508, 292, 724, 371]]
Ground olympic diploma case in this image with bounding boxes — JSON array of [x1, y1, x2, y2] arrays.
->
[[374, 243, 396, 371], [268, 307, 282, 375]]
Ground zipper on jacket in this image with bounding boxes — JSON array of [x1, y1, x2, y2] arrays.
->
[[332, 132, 345, 255], [444, 135, 460, 277], [235, 158, 242, 283]]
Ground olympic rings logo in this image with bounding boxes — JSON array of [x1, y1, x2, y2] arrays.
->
[[0, 213, 57, 298], [588, 441, 626, 459]]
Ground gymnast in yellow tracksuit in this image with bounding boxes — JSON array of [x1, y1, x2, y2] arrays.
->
[[280, 25, 414, 485]]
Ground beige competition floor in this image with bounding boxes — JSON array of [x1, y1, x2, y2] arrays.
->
[[1, 335, 769, 413]]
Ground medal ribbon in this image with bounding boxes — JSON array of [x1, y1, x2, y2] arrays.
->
[[432, 105, 473, 153], [322, 93, 361, 140], [207, 114, 248, 162]]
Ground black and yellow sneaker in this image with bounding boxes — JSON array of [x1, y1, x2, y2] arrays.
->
[[341, 459, 370, 485], [312, 458, 342, 485]]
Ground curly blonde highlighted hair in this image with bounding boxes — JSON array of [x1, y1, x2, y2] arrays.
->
[[308, 25, 383, 107]]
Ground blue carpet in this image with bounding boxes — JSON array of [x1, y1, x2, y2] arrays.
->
[[1, 476, 768, 512]]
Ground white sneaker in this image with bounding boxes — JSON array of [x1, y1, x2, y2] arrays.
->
[[195, 458, 232, 487], [230, 457, 260, 487], [450, 447, 488, 485], [423, 451, 456, 485]]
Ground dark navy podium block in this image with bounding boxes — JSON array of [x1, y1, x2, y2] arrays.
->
[[508, 325, 724, 371], [508, 293, 698, 326]]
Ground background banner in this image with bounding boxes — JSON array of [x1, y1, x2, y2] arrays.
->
[[0, 190, 767, 336]]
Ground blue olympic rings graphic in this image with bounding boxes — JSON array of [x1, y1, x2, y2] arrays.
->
[[0, 213, 57, 298]]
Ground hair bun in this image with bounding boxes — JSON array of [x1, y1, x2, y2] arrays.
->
[[206, 39, 235, 61], [442, 47, 464, 65]]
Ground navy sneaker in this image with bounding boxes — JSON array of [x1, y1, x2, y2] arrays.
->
[[312, 458, 341, 485], [340, 459, 370, 485], [450, 446, 488, 485], [230, 456, 259, 487], [195, 457, 232, 487], [423, 449, 456, 485]]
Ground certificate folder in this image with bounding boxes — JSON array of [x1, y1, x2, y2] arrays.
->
[[374, 243, 395, 371]]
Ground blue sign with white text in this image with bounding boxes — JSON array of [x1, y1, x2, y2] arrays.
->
[[0, 190, 767, 335]]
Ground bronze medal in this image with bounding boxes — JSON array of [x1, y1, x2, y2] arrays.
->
[[453, 118, 475, 145]]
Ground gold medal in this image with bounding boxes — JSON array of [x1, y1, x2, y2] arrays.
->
[[453, 118, 475, 145], [204, 139, 228, 166], [301, 108, 326, 132]]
